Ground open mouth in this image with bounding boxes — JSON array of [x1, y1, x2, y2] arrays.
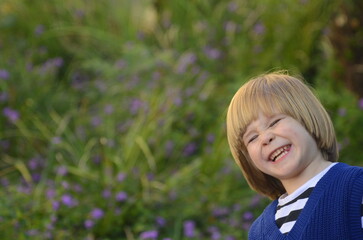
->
[[269, 145, 291, 162]]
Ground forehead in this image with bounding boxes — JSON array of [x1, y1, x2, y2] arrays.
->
[[239, 95, 285, 133], [245, 111, 270, 127], [243, 111, 277, 136]]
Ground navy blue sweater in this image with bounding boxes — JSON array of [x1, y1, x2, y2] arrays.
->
[[249, 163, 363, 240]]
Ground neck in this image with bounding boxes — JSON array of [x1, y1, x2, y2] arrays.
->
[[281, 160, 332, 195]]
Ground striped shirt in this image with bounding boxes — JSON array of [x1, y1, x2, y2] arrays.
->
[[275, 163, 363, 234]]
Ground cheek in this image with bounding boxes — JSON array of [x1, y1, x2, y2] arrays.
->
[[247, 146, 260, 163]]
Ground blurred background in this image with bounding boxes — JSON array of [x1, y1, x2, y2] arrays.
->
[[0, 0, 362, 239]]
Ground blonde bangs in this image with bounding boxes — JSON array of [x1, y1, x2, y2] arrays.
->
[[227, 76, 296, 143]]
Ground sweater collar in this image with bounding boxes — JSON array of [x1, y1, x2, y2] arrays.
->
[[263, 162, 346, 239]]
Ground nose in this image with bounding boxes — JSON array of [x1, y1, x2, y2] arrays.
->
[[262, 132, 275, 146]]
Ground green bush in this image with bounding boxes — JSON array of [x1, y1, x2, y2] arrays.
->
[[0, 0, 362, 239]]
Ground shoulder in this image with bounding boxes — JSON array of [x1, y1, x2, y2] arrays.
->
[[325, 163, 363, 195], [248, 214, 263, 239], [337, 162, 363, 198], [248, 200, 277, 239], [338, 164, 363, 239], [330, 163, 363, 225], [330, 162, 363, 181], [334, 162, 363, 171]]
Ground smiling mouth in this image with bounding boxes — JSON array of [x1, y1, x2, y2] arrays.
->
[[269, 145, 291, 162]]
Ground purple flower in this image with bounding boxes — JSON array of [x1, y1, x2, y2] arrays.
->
[[26, 62, 34, 72], [53, 57, 64, 67], [183, 220, 196, 238], [0, 140, 10, 150], [44, 232, 53, 238], [156, 216, 166, 227], [0, 69, 9, 80], [71, 72, 88, 90], [91, 208, 104, 219], [140, 230, 158, 239], [32, 173, 41, 182], [74, 9, 85, 19], [46, 222, 54, 231], [92, 155, 102, 164], [46, 189, 56, 199], [56, 166, 67, 176], [61, 181, 70, 189], [176, 52, 197, 74], [183, 142, 198, 157], [152, 71, 161, 81], [169, 190, 177, 200], [91, 116, 102, 127], [40, 57, 64, 74], [242, 222, 252, 230], [207, 133, 215, 144], [117, 172, 126, 182], [115, 59, 127, 69], [0, 92, 8, 102], [243, 211, 254, 221], [249, 194, 262, 207], [73, 184, 83, 192], [208, 226, 221, 239], [225, 21, 237, 33], [61, 194, 76, 207], [338, 108, 347, 116], [50, 214, 57, 223], [225, 236, 236, 240], [212, 207, 229, 217], [34, 25, 45, 36], [358, 98, 363, 109], [26, 229, 39, 236], [228, 218, 239, 228], [17, 185, 32, 194], [102, 189, 112, 199], [147, 173, 155, 181], [104, 104, 114, 114], [1, 178, 9, 187], [204, 47, 221, 60], [129, 98, 144, 115], [52, 201, 60, 211], [52, 136, 62, 144], [227, 1, 238, 12], [253, 22, 265, 35], [84, 219, 94, 229], [116, 191, 128, 202], [115, 207, 122, 216], [165, 140, 174, 156], [254, 45, 263, 54], [95, 79, 107, 92], [233, 203, 242, 211], [3, 107, 19, 123], [28, 157, 41, 170], [117, 120, 132, 133]]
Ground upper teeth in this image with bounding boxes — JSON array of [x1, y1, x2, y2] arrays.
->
[[270, 145, 290, 161]]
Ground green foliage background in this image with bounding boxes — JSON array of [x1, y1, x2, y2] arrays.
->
[[0, 0, 362, 239]]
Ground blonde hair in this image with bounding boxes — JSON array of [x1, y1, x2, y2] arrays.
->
[[226, 72, 338, 199]]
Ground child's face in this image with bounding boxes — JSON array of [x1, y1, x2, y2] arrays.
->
[[242, 112, 326, 187]]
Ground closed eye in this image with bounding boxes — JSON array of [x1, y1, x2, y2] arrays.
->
[[269, 118, 282, 127], [247, 135, 258, 144]]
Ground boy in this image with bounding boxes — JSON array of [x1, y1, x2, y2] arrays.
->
[[226, 72, 363, 239]]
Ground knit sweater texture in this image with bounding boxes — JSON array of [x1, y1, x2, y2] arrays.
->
[[248, 163, 363, 240]]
